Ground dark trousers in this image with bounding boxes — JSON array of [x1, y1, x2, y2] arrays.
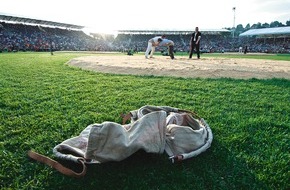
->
[[169, 45, 174, 59], [189, 42, 200, 59]]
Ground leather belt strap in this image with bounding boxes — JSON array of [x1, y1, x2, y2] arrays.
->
[[120, 112, 132, 124], [28, 150, 87, 178]]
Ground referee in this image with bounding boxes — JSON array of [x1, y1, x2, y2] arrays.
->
[[189, 27, 201, 59]]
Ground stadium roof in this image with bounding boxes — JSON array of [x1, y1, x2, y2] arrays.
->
[[239, 26, 290, 37], [117, 29, 231, 35], [0, 14, 84, 30]]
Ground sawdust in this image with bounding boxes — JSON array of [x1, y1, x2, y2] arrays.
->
[[67, 55, 290, 79]]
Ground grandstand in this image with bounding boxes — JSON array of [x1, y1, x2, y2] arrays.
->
[[117, 29, 230, 35], [0, 13, 289, 54], [0, 14, 84, 30], [239, 27, 290, 53], [239, 26, 290, 38]]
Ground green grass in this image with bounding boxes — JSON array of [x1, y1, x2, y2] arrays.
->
[[0, 52, 289, 189]]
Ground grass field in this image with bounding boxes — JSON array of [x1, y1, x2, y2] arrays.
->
[[0, 52, 289, 189]]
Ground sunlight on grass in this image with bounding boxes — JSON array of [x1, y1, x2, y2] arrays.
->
[[0, 52, 289, 189]]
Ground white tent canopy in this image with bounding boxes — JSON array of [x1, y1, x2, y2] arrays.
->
[[239, 26, 290, 37]]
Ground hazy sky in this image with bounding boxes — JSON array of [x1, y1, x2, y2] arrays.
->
[[0, 0, 289, 33]]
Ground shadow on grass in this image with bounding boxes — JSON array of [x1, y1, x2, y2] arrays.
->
[[42, 139, 268, 190]]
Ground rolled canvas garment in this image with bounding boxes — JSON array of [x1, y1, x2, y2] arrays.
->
[[130, 105, 179, 122], [180, 118, 213, 160], [165, 124, 207, 155], [28, 105, 213, 177], [165, 112, 207, 156], [53, 125, 92, 163], [53, 110, 167, 163], [124, 106, 212, 161], [85, 111, 167, 163]]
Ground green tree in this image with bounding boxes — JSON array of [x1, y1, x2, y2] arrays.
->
[[245, 23, 251, 31], [256, 22, 262, 28], [286, 20, 290, 26], [261, 22, 270, 28], [270, 21, 284, 27], [235, 24, 244, 35], [251, 23, 257, 29]]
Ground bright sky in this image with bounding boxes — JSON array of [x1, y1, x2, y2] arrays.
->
[[0, 0, 289, 33]]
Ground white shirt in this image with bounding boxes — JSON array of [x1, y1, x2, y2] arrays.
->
[[149, 36, 162, 43]]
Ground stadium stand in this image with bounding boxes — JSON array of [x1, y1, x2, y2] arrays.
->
[[0, 14, 289, 54], [239, 27, 290, 53], [239, 26, 290, 37], [0, 14, 84, 30]]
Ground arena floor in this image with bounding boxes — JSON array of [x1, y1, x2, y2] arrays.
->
[[67, 55, 290, 79]]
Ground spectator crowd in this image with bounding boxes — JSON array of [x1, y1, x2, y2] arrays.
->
[[1, 22, 289, 54]]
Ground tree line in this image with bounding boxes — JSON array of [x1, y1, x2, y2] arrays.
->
[[226, 20, 290, 36]]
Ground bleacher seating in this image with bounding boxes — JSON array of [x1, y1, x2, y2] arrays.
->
[[0, 22, 289, 53]]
